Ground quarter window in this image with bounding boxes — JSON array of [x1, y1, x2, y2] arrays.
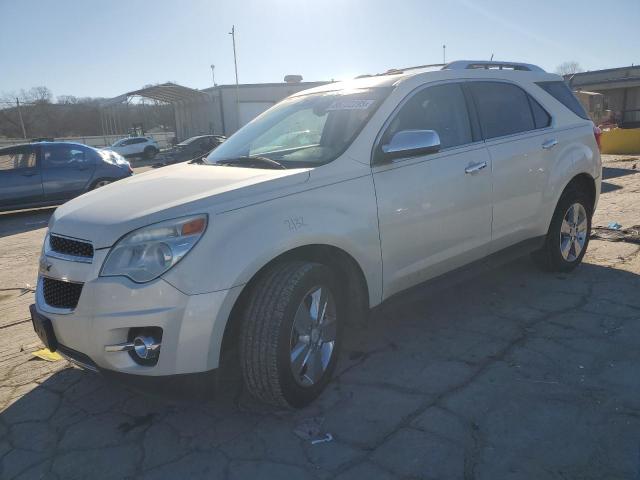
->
[[383, 83, 472, 149], [469, 82, 535, 139], [0, 147, 36, 171], [529, 96, 551, 129]]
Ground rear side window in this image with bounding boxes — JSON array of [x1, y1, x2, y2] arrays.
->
[[536, 81, 589, 120], [469, 82, 535, 139], [0, 147, 36, 171]]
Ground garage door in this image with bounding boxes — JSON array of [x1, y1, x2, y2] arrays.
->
[[239, 102, 274, 127]]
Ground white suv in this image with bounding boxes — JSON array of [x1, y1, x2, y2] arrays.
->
[[31, 61, 601, 407], [107, 136, 159, 159]]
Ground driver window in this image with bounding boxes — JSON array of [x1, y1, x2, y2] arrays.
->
[[43, 145, 87, 168], [383, 83, 472, 150]]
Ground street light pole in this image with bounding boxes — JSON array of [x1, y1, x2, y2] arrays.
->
[[210, 64, 217, 87], [229, 25, 240, 130], [16, 98, 27, 139], [442, 44, 446, 64]]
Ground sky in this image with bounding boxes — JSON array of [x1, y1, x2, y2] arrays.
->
[[1, 0, 639, 100]]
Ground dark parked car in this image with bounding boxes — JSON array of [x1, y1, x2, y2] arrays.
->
[[164, 135, 225, 164], [0, 142, 133, 212]]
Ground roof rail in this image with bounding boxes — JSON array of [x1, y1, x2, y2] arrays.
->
[[443, 60, 545, 72]]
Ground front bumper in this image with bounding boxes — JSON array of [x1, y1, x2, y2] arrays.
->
[[36, 248, 242, 376]]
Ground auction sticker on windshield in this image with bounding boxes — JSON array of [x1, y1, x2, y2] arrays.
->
[[326, 99, 376, 110]]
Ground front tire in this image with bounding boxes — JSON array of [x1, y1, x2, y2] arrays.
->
[[532, 186, 592, 272], [240, 262, 342, 408], [143, 146, 158, 159], [91, 179, 112, 190]]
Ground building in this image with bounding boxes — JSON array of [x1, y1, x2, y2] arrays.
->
[[101, 79, 329, 142], [568, 66, 640, 128]]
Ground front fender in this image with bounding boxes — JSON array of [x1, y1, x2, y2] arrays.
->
[[163, 174, 383, 306]]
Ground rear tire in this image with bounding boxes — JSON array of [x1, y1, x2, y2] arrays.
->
[[531, 186, 592, 272], [240, 261, 342, 408]]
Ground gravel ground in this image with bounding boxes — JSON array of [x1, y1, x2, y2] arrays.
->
[[1, 155, 639, 479]]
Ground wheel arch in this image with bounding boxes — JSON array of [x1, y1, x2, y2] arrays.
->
[[218, 244, 370, 364]]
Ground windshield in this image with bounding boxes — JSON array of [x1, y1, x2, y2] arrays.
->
[[205, 87, 390, 168]]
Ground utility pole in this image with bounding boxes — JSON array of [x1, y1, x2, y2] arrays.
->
[[16, 98, 27, 139], [229, 25, 241, 130], [442, 44, 446, 64], [210, 64, 217, 87]]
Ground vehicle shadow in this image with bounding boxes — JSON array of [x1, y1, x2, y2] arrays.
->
[[0, 208, 55, 238], [602, 165, 639, 180], [2, 256, 639, 478]]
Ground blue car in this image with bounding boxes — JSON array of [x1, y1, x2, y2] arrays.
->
[[0, 142, 133, 212]]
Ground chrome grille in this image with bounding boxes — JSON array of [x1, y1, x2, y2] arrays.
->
[[49, 235, 94, 259], [42, 278, 83, 310]]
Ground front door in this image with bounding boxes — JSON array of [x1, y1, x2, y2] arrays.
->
[[0, 145, 43, 209], [372, 82, 493, 299], [41, 144, 96, 201]]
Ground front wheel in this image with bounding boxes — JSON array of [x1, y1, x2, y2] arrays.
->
[[91, 179, 111, 190], [532, 186, 592, 272], [143, 147, 158, 159], [240, 262, 341, 408]]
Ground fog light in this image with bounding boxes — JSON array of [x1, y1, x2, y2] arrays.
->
[[133, 335, 160, 360]]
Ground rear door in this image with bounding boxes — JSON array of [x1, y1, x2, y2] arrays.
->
[[41, 144, 97, 201], [468, 81, 554, 252], [0, 145, 43, 209]]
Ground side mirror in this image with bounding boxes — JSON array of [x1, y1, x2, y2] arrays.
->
[[378, 129, 441, 162]]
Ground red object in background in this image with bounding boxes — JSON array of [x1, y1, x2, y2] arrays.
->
[[593, 126, 602, 151]]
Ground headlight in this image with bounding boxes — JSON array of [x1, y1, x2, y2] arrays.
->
[[100, 215, 207, 283]]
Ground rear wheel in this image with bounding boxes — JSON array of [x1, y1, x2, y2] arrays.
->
[[532, 186, 592, 272], [240, 261, 341, 408]]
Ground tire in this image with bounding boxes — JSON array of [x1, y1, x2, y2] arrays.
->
[[531, 185, 592, 272], [91, 179, 112, 190], [240, 261, 342, 408], [143, 146, 158, 159]]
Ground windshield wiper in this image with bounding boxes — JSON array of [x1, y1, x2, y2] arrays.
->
[[215, 155, 287, 169]]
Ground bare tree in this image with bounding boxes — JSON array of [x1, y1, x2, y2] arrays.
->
[[555, 61, 584, 76]]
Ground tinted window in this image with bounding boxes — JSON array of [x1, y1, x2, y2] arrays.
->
[[132, 138, 147, 145], [0, 147, 36, 171], [43, 145, 89, 168], [529, 96, 551, 129], [383, 83, 472, 149], [536, 81, 589, 120], [470, 82, 535, 139]]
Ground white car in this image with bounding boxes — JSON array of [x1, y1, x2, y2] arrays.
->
[[32, 60, 601, 407], [107, 136, 159, 159]]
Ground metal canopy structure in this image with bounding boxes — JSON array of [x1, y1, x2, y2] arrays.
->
[[102, 83, 210, 107], [100, 83, 211, 138]]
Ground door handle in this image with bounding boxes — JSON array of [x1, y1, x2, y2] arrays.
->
[[542, 138, 558, 150], [21, 171, 37, 177], [465, 161, 487, 174]]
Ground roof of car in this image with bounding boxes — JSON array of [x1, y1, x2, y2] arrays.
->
[[0, 141, 97, 151], [291, 61, 561, 97]]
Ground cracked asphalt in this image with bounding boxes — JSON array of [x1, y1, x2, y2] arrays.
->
[[1, 155, 640, 479]]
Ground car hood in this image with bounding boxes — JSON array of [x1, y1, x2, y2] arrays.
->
[[49, 163, 310, 248]]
